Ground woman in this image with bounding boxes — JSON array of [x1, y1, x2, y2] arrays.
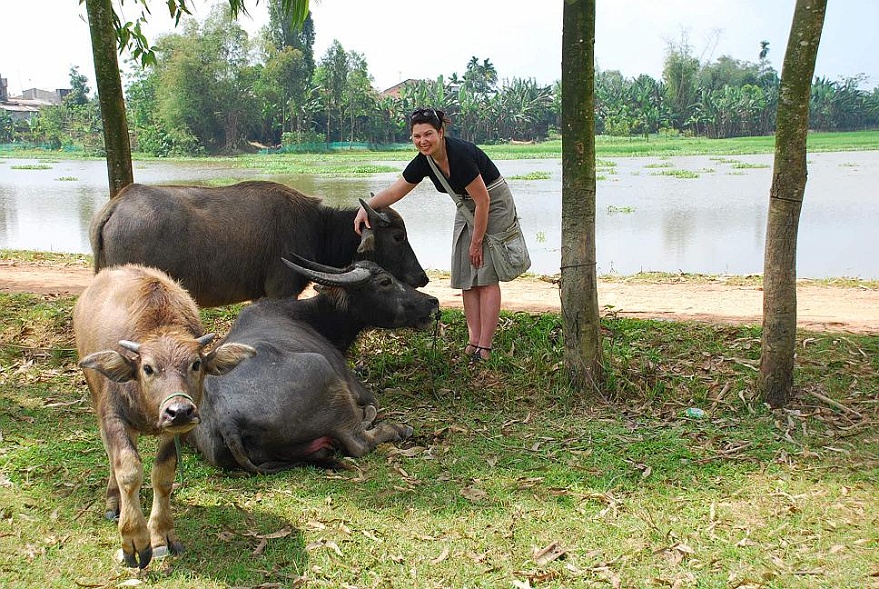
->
[[353, 107, 523, 362]]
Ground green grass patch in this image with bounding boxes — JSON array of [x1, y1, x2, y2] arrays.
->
[[651, 169, 701, 179], [10, 164, 53, 170], [731, 162, 771, 169], [0, 280, 877, 587], [0, 250, 92, 266], [607, 205, 636, 214], [5, 131, 878, 166], [508, 171, 551, 180]]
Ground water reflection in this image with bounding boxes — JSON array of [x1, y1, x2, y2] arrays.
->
[[0, 151, 876, 278]]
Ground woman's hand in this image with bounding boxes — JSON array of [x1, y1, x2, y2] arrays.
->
[[469, 238, 484, 268], [353, 206, 370, 235]]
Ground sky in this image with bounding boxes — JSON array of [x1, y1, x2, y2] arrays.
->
[[1, 0, 877, 97]]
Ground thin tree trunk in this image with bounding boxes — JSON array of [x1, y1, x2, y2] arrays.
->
[[560, 0, 604, 391], [761, 0, 827, 408], [84, 0, 134, 198]]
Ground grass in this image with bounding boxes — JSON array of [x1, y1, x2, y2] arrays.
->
[[9, 164, 53, 170], [508, 171, 552, 181], [651, 169, 701, 179], [1, 265, 877, 587], [3, 131, 877, 170]]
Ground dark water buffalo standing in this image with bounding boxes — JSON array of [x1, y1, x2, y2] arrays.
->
[[73, 264, 255, 568], [186, 256, 440, 473], [89, 180, 429, 307]]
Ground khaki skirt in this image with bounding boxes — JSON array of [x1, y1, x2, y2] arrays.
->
[[450, 177, 520, 290]]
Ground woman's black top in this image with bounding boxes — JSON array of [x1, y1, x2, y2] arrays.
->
[[402, 136, 500, 198]]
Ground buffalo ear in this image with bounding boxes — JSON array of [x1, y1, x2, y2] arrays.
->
[[357, 226, 375, 254], [79, 350, 137, 383], [205, 343, 257, 375]]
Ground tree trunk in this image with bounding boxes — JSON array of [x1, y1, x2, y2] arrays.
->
[[560, 0, 604, 391], [760, 0, 827, 408], [85, 0, 133, 198]]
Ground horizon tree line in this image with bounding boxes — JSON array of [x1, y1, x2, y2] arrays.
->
[[2, 2, 876, 155]]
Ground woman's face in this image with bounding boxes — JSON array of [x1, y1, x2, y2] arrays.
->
[[411, 122, 443, 157]]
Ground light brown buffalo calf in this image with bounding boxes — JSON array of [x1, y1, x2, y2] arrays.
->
[[73, 264, 255, 569]]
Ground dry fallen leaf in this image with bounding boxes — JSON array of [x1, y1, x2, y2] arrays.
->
[[430, 546, 450, 564], [258, 526, 293, 540], [461, 486, 487, 502], [533, 541, 567, 566], [252, 538, 267, 556], [386, 446, 424, 458]]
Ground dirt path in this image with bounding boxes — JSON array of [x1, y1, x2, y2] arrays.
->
[[2, 260, 878, 334]]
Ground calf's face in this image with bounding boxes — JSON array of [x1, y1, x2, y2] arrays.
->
[[79, 333, 255, 433]]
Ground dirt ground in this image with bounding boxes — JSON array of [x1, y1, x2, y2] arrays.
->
[[2, 259, 878, 334]]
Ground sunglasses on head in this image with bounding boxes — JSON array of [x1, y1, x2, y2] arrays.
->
[[410, 108, 443, 124]]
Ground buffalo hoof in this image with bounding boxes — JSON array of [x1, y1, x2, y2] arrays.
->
[[398, 425, 414, 441], [152, 541, 184, 559], [116, 545, 153, 569], [361, 405, 378, 427], [105, 509, 119, 522]]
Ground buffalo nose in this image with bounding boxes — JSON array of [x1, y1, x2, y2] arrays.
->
[[161, 399, 199, 427]]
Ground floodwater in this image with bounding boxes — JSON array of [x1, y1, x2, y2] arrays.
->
[[0, 150, 877, 278]]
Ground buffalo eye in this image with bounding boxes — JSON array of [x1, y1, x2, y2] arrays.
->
[[393, 231, 405, 243], [142, 364, 154, 376], [191, 359, 202, 372], [379, 277, 393, 288]]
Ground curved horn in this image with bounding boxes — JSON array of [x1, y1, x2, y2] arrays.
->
[[359, 198, 391, 227], [284, 252, 346, 275], [118, 340, 141, 353], [282, 257, 371, 286], [196, 333, 216, 348]]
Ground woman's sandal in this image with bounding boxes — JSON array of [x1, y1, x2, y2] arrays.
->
[[463, 342, 479, 358], [470, 346, 492, 364]]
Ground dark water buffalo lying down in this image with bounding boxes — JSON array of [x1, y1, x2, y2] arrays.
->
[[73, 264, 256, 568], [89, 180, 429, 307], [186, 256, 440, 473]]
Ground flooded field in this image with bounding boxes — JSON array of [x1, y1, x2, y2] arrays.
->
[[1, 151, 876, 278]]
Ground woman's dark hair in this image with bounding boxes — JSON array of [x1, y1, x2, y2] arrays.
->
[[409, 107, 446, 130]]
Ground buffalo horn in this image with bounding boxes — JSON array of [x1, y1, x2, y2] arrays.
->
[[281, 256, 371, 286], [118, 340, 141, 353], [196, 333, 216, 348], [284, 252, 345, 274], [359, 198, 390, 227]]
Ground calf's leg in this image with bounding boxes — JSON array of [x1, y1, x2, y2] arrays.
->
[[148, 436, 184, 556], [105, 425, 152, 568]]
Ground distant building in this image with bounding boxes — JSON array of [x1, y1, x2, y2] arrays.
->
[[380, 79, 421, 99], [0, 73, 70, 122], [20, 87, 68, 105]]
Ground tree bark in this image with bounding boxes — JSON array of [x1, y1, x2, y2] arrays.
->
[[760, 0, 827, 408], [560, 0, 604, 391], [85, 0, 134, 198]]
